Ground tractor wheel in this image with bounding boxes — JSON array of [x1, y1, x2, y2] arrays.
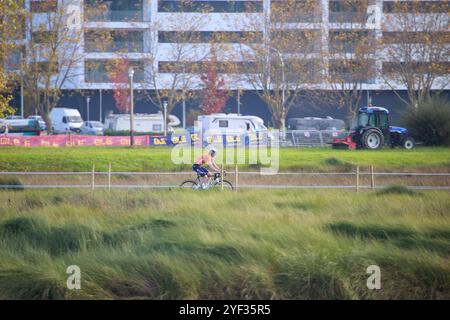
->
[[403, 137, 415, 150], [362, 129, 384, 150]]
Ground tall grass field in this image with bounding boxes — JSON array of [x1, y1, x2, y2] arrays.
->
[[0, 146, 449, 172], [0, 188, 448, 299]]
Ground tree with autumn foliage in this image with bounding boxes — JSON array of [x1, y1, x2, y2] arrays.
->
[[0, 0, 24, 117], [325, 0, 378, 121], [142, 6, 210, 128], [200, 50, 228, 115], [108, 57, 131, 113], [380, 0, 450, 107], [232, 0, 324, 129]]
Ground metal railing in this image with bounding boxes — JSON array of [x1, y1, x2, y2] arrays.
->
[[283, 130, 348, 147], [0, 167, 448, 191]]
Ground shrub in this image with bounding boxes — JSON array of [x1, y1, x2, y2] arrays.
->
[[403, 96, 450, 146], [376, 185, 418, 196]]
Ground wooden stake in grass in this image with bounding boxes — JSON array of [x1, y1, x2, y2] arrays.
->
[[235, 164, 238, 192], [108, 162, 112, 192], [356, 165, 360, 193], [221, 165, 224, 191], [370, 165, 375, 191], [91, 164, 95, 192]]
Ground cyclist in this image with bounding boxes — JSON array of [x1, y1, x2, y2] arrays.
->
[[192, 147, 221, 189]]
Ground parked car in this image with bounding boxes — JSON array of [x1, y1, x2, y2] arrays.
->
[[0, 118, 41, 136], [5, 115, 23, 120], [80, 121, 104, 135], [50, 107, 83, 133], [27, 115, 46, 131]]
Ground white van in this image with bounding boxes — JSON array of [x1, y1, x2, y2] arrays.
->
[[50, 108, 83, 133], [104, 112, 180, 133], [198, 113, 268, 135]]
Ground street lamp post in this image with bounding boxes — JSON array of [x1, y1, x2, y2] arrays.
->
[[86, 96, 90, 122], [163, 100, 168, 136], [20, 52, 24, 118], [99, 89, 103, 122], [237, 88, 242, 115], [128, 68, 135, 147], [182, 92, 186, 129]]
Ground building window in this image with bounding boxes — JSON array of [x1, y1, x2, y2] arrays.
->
[[34, 61, 59, 73], [84, 0, 143, 22], [382, 62, 450, 76], [158, 31, 263, 44], [32, 31, 58, 44], [158, 61, 258, 74], [270, 0, 321, 23], [270, 29, 321, 53], [85, 60, 144, 83], [85, 30, 144, 53], [383, 1, 449, 14], [329, 59, 376, 83], [219, 120, 228, 128], [152, 124, 162, 132], [158, 1, 263, 13], [329, 0, 370, 23], [329, 30, 376, 53], [30, 0, 57, 13], [382, 32, 450, 44]]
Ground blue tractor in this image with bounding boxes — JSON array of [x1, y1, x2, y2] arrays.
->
[[332, 106, 416, 150]]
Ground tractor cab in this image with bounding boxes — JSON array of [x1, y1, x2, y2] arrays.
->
[[354, 107, 389, 130], [332, 106, 415, 150]]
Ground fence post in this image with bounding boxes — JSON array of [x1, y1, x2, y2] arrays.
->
[[370, 165, 375, 191], [319, 131, 324, 147], [235, 164, 238, 192], [221, 165, 224, 190], [356, 165, 360, 193], [91, 164, 95, 192], [108, 162, 111, 192]]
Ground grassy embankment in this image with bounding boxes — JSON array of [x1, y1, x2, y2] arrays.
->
[[0, 188, 449, 299], [0, 146, 449, 172]]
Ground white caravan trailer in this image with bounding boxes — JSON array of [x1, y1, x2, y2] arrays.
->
[[50, 108, 83, 133], [104, 112, 180, 133], [197, 113, 268, 135]]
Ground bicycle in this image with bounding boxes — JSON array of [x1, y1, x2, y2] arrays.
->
[[180, 172, 234, 190]]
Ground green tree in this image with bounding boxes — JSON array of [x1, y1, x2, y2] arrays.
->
[[0, 0, 24, 117]]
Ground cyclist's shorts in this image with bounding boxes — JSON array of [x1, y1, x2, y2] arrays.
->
[[193, 164, 208, 177]]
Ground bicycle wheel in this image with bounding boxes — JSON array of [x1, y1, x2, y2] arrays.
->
[[215, 180, 234, 190], [180, 180, 199, 189]]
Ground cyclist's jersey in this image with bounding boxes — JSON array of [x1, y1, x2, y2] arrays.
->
[[195, 154, 213, 166]]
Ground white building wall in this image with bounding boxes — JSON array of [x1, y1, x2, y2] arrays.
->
[[21, 0, 450, 91]]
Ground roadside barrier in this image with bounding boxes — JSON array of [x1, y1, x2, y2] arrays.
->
[[0, 166, 448, 191], [0, 132, 268, 147]]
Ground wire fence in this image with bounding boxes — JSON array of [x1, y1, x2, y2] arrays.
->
[[0, 166, 449, 191], [282, 130, 348, 147]]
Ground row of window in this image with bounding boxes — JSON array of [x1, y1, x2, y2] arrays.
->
[[383, 1, 449, 14], [30, 29, 449, 48], [28, 0, 450, 15], [84, 60, 145, 83], [81, 59, 449, 83], [158, 31, 263, 44], [158, 1, 263, 13]]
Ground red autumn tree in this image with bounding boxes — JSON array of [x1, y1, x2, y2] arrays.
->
[[200, 50, 228, 115], [109, 58, 130, 113]]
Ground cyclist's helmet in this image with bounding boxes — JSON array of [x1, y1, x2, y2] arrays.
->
[[209, 147, 217, 156]]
